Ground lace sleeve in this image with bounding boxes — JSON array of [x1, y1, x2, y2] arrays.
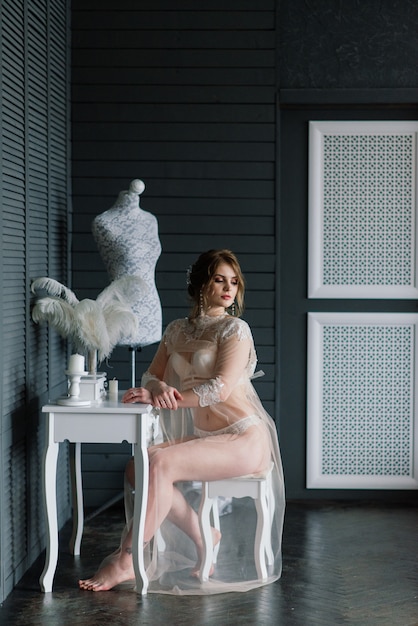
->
[[141, 370, 161, 387], [140, 326, 172, 386], [218, 316, 252, 342], [163, 318, 185, 348], [193, 376, 224, 407]]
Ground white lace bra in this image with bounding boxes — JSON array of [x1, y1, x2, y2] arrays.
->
[[171, 348, 216, 379]]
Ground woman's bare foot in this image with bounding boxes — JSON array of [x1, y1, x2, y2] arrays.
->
[[78, 548, 135, 592], [191, 527, 222, 578]]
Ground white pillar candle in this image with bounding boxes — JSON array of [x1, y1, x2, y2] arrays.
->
[[109, 379, 118, 397], [68, 353, 85, 374]]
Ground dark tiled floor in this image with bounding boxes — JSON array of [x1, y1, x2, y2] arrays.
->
[[1, 500, 417, 626]]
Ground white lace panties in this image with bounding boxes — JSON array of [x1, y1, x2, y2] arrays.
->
[[193, 414, 260, 438]]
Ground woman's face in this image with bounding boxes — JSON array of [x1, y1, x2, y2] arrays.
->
[[205, 262, 239, 314]]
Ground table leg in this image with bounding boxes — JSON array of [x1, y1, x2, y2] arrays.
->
[[69, 442, 84, 555], [39, 413, 59, 592], [131, 415, 149, 595]]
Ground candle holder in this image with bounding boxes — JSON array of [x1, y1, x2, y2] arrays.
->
[[58, 370, 91, 406]]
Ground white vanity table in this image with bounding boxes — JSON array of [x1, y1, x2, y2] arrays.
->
[[39, 395, 152, 594]]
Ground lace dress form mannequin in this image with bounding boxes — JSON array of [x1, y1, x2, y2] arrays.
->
[[92, 179, 162, 348]]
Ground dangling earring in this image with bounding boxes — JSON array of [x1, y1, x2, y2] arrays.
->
[[231, 301, 236, 316], [199, 290, 204, 316]]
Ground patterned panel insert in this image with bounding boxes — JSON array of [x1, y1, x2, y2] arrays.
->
[[322, 133, 414, 288], [321, 322, 412, 479]]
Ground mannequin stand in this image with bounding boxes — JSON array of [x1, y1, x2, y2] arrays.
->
[[128, 345, 142, 388], [58, 371, 91, 406]]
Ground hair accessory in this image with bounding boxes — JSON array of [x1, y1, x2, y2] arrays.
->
[[186, 265, 192, 286]]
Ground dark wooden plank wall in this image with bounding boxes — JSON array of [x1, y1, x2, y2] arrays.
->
[[71, 0, 277, 508]]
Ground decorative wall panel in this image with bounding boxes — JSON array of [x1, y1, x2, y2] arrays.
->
[[307, 313, 418, 489], [308, 121, 418, 298]]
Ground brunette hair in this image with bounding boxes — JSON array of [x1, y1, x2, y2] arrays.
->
[[187, 249, 245, 320]]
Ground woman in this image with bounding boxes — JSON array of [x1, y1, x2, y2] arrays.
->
[[79, 249, 285, 595]]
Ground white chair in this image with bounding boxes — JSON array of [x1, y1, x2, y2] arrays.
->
[[198, 464, 275, 582]]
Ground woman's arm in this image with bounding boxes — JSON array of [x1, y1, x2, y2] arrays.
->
[[123, 335, 185, 409], [122, 383, 194, 409]]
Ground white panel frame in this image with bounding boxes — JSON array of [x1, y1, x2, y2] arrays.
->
[[307, 312, 418, 489], [308, 121, 418, 299]]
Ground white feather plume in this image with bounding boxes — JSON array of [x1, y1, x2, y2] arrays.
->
[[31, 275, 140, 363], [97, 275, 147, 308], [74, 299, 111, 361], [31, 277, 79, 306], [102, 305, 138, 351], [31, 297, 77, 338]]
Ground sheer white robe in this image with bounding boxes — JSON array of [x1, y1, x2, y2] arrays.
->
[[136, 313, 285, 595]]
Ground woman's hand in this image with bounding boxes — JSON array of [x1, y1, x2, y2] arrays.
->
[[151, 385, 183, 410], [122, 385, 183, 410], [122, 387, 153, 404]]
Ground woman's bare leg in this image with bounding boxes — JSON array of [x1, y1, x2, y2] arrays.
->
[[79, 427, 268, 591], [165, 484, 221, 576], [142, 427, 268, 539]]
